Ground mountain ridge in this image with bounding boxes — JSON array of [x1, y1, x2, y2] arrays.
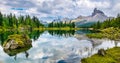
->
[[72, 8, 109, 23], [46, 8, 112, 27]]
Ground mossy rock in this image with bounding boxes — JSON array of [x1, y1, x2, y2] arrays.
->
[[3, 34, 32, 50]]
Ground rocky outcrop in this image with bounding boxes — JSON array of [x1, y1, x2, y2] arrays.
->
[[75, 8, 108, 22], [92, 8, 105, 17], [3, 34, 32, 50], [98, 49, 106, 56]]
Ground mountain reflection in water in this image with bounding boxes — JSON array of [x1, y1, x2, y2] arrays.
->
[[0, 30, 120, 63]]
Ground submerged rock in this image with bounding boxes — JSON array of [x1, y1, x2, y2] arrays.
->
[[3, 34, 32, 50]]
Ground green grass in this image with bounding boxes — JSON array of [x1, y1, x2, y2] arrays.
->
[[86, 33, 104, 39], [81, 47, 120, 63], [34, 27, 81, 31], [86, 27, 120, 40], [0, 27, 81, 32], [0, 29, 2, 32]]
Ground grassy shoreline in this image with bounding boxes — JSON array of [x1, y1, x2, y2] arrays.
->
[[0, 27, 81, 32], [86, 27, 120, 41], [83, 27, 120, 63], [35, 27, 81, 30], [81, 47, 120, 63]]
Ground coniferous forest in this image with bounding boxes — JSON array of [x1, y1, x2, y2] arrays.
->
[[48, 21, 75, 28], [86, 14, 120, 41], [91, 14, 120, 29], [0, 12, 75, 31], [0, 12, 44, 30]]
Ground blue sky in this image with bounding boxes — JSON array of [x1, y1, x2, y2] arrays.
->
[[0, 0, 120, 21]]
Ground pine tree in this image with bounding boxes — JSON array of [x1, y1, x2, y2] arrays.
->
[[0, 12, 3, 26]]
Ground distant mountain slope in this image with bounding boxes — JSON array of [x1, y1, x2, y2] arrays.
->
[[73, 8, 109, 22], [50, 8, 112, 27], [72, 8, 112, 27]]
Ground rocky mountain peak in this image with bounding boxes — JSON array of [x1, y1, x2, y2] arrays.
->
[[71, 8, 110, 24], [92, 8, 105, 16]]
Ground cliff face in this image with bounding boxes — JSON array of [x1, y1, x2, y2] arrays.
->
[[92, 8, 105, 17]]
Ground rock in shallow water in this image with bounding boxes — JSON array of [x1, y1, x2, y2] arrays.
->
[[98, 49, 106, 56], [3, 34, 32, 50]]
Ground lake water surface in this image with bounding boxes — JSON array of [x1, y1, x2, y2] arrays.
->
[[0, 30, 120, 63]]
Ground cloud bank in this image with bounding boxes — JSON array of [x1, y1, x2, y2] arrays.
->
[[0, 0, 120, 21]]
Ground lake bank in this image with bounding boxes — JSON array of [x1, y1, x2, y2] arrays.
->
[[86, 27, 120, 41], [82, 27, 120, 63], [81, 47, 120, 63], [0, 27, 81, 32]]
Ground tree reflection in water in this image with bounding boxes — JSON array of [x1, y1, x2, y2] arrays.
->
[[0, 29, 120, 63], [0, 30, 75, 60], [48, 30, 75, 37]]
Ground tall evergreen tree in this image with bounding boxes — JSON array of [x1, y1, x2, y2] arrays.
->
[[0, 12, 3, 26]]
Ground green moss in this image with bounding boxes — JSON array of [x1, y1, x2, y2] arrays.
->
[[86, 33, 104, 39], [81, 47, 120, 63], [3, 34, 30, 47], [0, 29, 2, 31]]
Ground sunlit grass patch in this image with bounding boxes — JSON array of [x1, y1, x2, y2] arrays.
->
[[81, 47, 120, 63], [86, 27, 120, 40]]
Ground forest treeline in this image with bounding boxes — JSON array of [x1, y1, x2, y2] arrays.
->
[[48, 21, 75, 28], [0, 12, 44, 29], [0, 12, 75, 30], [91, 14, 120, 29]]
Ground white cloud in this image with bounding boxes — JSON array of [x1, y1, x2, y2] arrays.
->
[[76, 0, 110, 8], [0, 0, 119, 21], [110, 3, 120, 16], [113, 3, 120, 12]]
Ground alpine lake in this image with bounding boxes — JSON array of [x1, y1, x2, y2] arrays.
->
[[0, 29, 120, 63]]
